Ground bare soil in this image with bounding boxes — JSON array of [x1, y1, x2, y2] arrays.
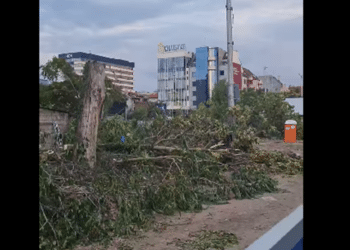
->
[[76, 139, 303, 250], [254, 138, 303, 158]]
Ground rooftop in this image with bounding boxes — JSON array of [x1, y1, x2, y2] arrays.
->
[[58, 52, 135, 68], [242, 67, 260, 80]]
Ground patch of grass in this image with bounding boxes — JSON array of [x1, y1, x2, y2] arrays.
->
[[173, 230, 239, 250]]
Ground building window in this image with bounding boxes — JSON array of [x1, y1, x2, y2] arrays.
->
[[192, 72, 195, 77], [220, 70, 224, 76]]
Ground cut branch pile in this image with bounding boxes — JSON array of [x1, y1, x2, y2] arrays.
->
[[39, 113, 301, 250]]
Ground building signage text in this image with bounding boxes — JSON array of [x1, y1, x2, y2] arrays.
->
[[164, 44, 186, 52], [158, 43, 186, 53]]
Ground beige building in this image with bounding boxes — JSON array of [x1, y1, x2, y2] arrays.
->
[[280, 84, 290, 92], [59, 52, 135, 94]]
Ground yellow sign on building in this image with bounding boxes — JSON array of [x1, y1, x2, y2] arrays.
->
[[158, 42, 165, 54]]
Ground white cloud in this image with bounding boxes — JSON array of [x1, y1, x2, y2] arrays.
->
[[39, 0, 303, 90], [87, 0, 163, 5], [97, 21, 159, 37], [39, 53, 57, 66]]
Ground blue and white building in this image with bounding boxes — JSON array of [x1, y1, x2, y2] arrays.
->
[[58, 52, 135, 93], [194, 46, 240, 108], [157, 43, 241, 111]]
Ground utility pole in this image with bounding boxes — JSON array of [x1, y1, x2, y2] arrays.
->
[[226, 0, 235, 107], [298, 73, 303, 97]]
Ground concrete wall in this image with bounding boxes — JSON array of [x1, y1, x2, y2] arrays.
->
[[39, 108, 74, 150]]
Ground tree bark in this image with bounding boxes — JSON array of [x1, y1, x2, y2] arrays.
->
[[75, 62, 106, 168]]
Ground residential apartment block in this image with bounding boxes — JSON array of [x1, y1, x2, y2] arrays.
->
[[58, 52, 135, 94], [242, 67, 264, 91], [258, 75, 284, 93]]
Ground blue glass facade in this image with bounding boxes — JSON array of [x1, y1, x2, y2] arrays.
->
[[194, 47, 209, 107], [157, 56, 190, 105]]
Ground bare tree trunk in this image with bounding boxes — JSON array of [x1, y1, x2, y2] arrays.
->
[[75, 62, 106, 168]]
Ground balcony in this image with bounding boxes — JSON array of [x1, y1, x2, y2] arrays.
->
[[117, 78, 135, 83], [105, 70, 134, 78], [110, 66, 134, 72]]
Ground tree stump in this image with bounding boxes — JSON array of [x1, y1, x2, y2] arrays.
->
[[75, 62, 106, 168]]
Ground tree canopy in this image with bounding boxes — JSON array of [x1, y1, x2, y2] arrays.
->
[[39, 57, 125, 117]]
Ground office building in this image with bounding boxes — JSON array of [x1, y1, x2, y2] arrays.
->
[[157, 43, 195, 111], [58, 52, 135, 93], [194, 47, 240, 107], [158, 44, 244, 110]]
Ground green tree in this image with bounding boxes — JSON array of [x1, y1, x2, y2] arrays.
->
[[236, 89, 297, 139], [207, 79, 229, 122], [132, 107, 148, 120], [40, 58, 125, 118], [103, 79, 126, 117]]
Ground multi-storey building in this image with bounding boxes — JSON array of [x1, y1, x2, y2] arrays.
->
[[158, 44, 245, 110], [157, 43, 195, 111], [242, 67, 263, 91], [194, 46, 221, 107], [258, 75, 284, 93], [218, 49, 242, 90], [58, 52, 135, 93]]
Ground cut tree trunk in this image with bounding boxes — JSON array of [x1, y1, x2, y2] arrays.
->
[[75, 62, 106, 168]]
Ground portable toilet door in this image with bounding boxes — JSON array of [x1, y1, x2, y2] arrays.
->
[[284, 120, 297, 143]]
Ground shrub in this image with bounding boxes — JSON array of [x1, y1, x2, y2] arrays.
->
[[98, 115, 141, 152], [229, 106, 258, 152], [132, 107, 148, 120], [237, 89, 297, 139], [231, 167, 278, 199], [250, 149, 303, 175]]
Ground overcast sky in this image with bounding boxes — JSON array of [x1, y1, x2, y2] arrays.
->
[[40, 0, 303, 92]]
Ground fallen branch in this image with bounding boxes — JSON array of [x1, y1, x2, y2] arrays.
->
[[153, 146, 181, 152], [153, 128, 191, 146], [116, 155, 183, 163], [209, 141, 224, 149], [40, 203, 59, 247], [193, 177, 221, 186]]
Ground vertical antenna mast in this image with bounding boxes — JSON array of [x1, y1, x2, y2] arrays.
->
[[226, 0, 235, 107]]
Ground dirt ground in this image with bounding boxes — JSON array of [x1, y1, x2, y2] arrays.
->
[[76, 139, 303, 250], [254, 138, 303, 158]]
